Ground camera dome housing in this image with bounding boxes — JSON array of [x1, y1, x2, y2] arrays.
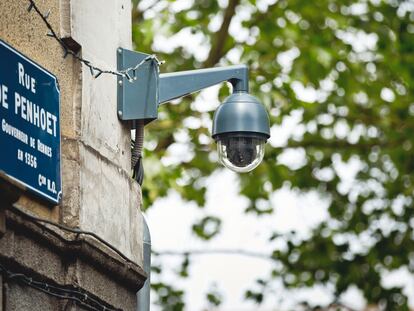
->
[[212, 92, 270, 173]]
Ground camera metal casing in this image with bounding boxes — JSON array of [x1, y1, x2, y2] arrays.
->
[[212, 92, 270, 172], [212, 92, 270, 137]]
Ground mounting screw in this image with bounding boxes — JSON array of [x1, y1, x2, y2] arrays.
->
[[118, 48, 122, 54], [118, 110, 123, 117], [118, 80, 123, 86]]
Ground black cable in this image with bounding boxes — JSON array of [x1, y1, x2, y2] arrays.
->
[[133, 157, 144, 186], [6, 269, 112, 311], [0, 263, 121, 311], [8, 206, 137, 268], [28, 278, 106, 308], [27, 0, 163, 79], [21, 284, 101, 311]]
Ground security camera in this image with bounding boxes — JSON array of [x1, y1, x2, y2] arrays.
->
[[212, 92, 270, 173], [117, 49, 271, 173]]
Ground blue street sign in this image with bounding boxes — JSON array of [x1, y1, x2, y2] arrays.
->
[[0, 40, 61, 204]]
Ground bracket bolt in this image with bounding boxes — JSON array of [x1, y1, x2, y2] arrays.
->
[[118, 110, 123, 117], [118, 80, 123, 86], [118, 48, 122, 54]]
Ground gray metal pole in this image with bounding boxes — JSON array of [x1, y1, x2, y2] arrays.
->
[[158, 65, 249, 104], [137, 216, 151, 311]]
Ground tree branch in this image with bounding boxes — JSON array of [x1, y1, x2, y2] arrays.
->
[[154, 249, 275, 261], [131, 0, 142, 24], [203, 0, 241, 67], [153, 135, 175, 153], [271, 138, 405, 152], [311, 302, 358, 311], [132, 0, 159, 24]]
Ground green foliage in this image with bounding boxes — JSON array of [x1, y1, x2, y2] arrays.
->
[[151, 282, 185, 311], [192, 216, 221, 240], [244, 278, 270, 304], [206, 285, 223, 307], [177, 254, 190, 277], [133, 0, 414, 309]]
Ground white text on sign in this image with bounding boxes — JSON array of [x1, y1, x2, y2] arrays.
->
[[1, 62, 58, 137]]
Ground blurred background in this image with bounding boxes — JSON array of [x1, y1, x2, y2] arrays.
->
[[131, 0, 414, 310]]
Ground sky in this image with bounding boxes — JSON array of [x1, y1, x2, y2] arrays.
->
[[147, 169, 337, 311]]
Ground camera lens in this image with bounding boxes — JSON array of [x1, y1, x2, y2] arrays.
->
[[224, 136, 257, 167], [216, 132, 266, 173]]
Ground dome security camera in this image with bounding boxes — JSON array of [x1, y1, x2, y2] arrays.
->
[[212, 92, 270, 173], [117, 49, 271, 173]]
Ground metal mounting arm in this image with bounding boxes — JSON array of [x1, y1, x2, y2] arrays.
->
[[158, 65, 249, 104], [117, 48, 250, 125]]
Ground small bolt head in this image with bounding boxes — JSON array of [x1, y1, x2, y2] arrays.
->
[[118, 48, 122, 54], [118, 110, 123, 117], [118, 80, 123, 86]]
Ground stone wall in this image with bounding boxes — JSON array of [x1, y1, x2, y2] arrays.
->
[[0, 0, 145, 310]]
